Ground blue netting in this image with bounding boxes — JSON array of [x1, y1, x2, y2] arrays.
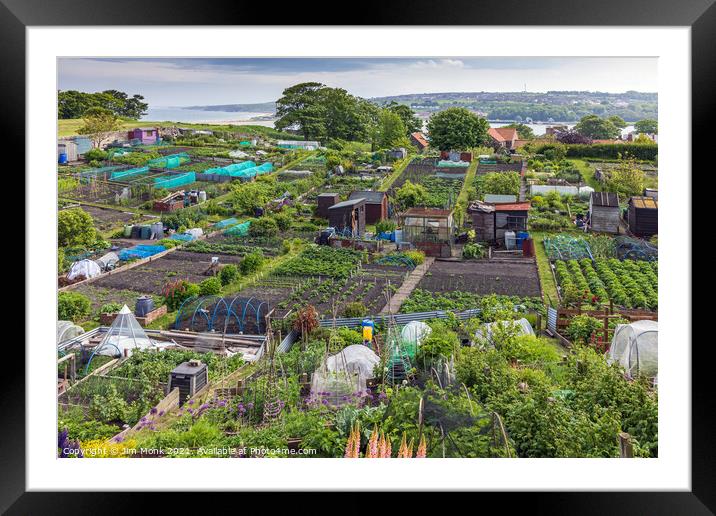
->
[[110, 166, 149, 180], [118, 245, 166, 260], [146, 153, 190, 169], [169, 233, 195, 242], [215, 217, 239, 229], [153, 172, 196, 189], [437, 160, 470, 167]]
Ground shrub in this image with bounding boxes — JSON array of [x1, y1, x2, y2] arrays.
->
[[249, 217, 279, 237], [98, 302, 123, 315], [199, 277, 222, 296], [565, 143, 658, 161], [218, 264, 239, 286], [418, 321, 460, 363], [343, 301, 367, 318], [83, 148, 108, 161], [463, 242, 486, 260], [58, 208, 97, 248], [273, 212, 292, 231], [162, 279, 200, 310], [565, 315, 602, 345], [58, 292, 92, 322], [292, 305, 319, 336], [375, 219, 397, 234], [403, 250, 425, 266], [239, 250, 264, 275]]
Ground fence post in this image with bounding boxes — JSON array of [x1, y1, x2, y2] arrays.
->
[[619, 432, 634, 458]]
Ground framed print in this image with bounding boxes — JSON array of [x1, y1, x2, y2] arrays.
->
[[4, 0, 709, 511]]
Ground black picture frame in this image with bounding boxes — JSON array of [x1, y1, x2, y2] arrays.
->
[[3, 0, 706, 512]]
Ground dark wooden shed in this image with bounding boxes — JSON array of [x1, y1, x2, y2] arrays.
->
[[589, 191, 620, 234], [627, 196, 658, 237], [348, 190, 388, 224], [328, 198, 366, 237], [316, 192, 339, 219], [468, 200, 530, 245]]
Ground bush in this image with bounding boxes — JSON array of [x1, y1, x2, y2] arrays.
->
[[418, 321, 460, 363], [273, 212, 292, 231], [162, 280, 200, 310], [463, 242, 486, 260], [199, 277, 222, 296], [249, 217, 279, 237], [218, 264, 239, 286], [565, 143, 658, 161], [403, 250, 425, 266], [565, 315, 602, 345], [58, 292, 91, 322], [58, 208, 97, 248], [375, 219, 397, 234], [98, 302, 123, 315], [239, 250, 264, 275], [343, 301, 367, 318], [83, 148, 108, 161]]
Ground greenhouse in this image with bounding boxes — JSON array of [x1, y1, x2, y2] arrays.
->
[[607, 320, 658, 378]]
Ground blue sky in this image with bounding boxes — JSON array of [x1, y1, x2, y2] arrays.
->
[[58, 57, 657, 106]]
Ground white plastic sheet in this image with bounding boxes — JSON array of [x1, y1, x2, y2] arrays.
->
[[67, 259, 102, 281]]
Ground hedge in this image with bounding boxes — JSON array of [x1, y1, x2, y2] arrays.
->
[[565, 144, 658, 161]]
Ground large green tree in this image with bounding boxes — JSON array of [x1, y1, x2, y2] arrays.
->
[[426, 107, 489, 151], [386, 102, 422, 134], [607, 115, 627, 129], [58, 208, 97, 248], [57, 90, 148, 119], [574, 115, 620, 140], [375, 109, 408, 149], [77, 107, 122, 148], [634, 119, 658, 134], [274, 82, 328, 140]]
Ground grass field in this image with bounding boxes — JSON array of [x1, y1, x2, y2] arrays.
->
[[58, 119, 299, 140], [531, 231, 559, 307]]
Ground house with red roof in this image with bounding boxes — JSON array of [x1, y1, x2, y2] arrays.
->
[[410, 132, 429, 153], [488, 127, 519, 150]]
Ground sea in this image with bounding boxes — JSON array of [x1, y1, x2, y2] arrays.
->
[[142, 107, 634, 136]]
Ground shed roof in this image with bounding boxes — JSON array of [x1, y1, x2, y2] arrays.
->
[[410, 132, 429, 148], [404, 207, 452, 217], [317, 192, 339, 198], [493, 201, 531, 212], [348, 190, 386, 204], [630, 196, 658, 209], [590, 191, 620, 207], [328, 198, 366, 210]]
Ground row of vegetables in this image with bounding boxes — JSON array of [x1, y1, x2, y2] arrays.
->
[[555, 258, 658, 310]]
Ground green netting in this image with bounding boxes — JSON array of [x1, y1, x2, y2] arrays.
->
[[79, 165, 127, 182], [153, 171, 196, 189], [223, 221, 250, 236], [215, 217, 239, 228], [203, 161, 256, 177], [437, 160, 470, 167], [109, 166, 150, 180], [146, 153, 190, 169]]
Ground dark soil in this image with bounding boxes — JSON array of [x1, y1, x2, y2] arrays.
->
[[418, 259, 542, 297]]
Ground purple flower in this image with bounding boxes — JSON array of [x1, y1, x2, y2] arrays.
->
[[188, 408, 194, 414], [247, 402, 254, 409], [188, 399, 194, 405], [158, 410, 165, 416], [150, 407, 158, 415]]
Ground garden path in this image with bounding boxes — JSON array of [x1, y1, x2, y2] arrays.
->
[[379, 257, 435, 315]]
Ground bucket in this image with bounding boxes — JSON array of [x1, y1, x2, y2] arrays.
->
[[135, 296, 155, 317]]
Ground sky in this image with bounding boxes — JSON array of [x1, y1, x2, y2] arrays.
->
[[58, 57, 657, 107]]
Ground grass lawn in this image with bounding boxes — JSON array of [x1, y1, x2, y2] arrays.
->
[[531, 231, 559, 307], [571, 159, 600, 190], [58, 119, 299, 140], [379, 156, 413, 191]]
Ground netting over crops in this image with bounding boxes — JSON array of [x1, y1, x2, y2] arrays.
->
[[169, 233, 196, 242], [607, 320, 658, 378], [215, 217, 239, 229], [473, 318, 535, 347], [146, 152, 190, 169], [543, 234, 594, 261], [78, 165, 129, 182], [401, 321, 431, 350], [203, 161, 257, 177], [174, 295, 269, 334], [437, 160, 470, 167], [109, 166, 150, 181], [118, 244, 166, 260], [614, 236, 658, 262], [57, 321, 85, 344], [153, 172, 196, 189], [224, 221, 251, 236]]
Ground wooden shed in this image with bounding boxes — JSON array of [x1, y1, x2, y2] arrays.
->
[[128, 127, 159, 145], [328, 198, 366, 236], [627, 196, 658, 237], [589, 192, 620, 234], [348, 190, 388, 224], [468, 200, 530, 245], [316, 193, 339, 219]]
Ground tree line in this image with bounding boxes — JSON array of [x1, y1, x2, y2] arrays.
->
[[58, 89, 148, 119]]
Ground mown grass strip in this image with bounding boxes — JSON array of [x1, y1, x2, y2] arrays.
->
[[531, 231, 559, 307], [379, 156, 413, 191]]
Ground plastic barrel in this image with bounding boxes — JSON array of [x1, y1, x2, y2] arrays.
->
[[394, 229, 403, 244], [58, 153, 68, 164], [130, 226, 142, 239], [140, 225, 152, 240], [123, 225, 133, 238], [135, 296, 155, 317], [522, 238, 535, 257]]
